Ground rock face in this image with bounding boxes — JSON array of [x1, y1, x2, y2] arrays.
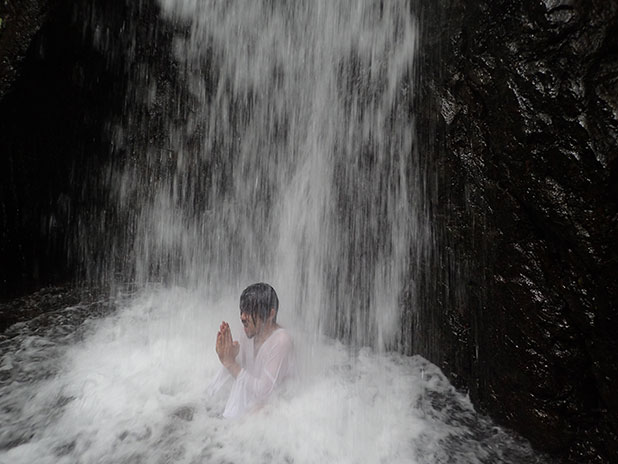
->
[[0, 0, 123, 299], [0, 0, 180, 298], [416, 0, 618, 462], [0, 0, 49, 100]]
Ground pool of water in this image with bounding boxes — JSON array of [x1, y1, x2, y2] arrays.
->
[[0, 286, 547, 464]]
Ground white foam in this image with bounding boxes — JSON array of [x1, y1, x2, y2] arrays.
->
[[0, 288, 542, 464]]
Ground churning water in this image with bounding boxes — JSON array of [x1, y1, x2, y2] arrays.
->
[[1, 1, 548, 463], [0, 287, 544, 464]]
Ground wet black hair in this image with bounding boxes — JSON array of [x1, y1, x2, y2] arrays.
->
[[239, 282, 279, 323]]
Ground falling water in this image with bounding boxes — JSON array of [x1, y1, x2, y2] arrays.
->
[[103, 0, 425, 351], [0, 1, 548, 463]]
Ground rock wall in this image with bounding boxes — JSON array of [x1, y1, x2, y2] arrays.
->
[[0, 0, 127, 299], [0, 0, 49, 99], [416, 1, 618, 462]]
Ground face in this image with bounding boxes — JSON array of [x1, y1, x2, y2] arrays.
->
[[240, 311, 261, 339]]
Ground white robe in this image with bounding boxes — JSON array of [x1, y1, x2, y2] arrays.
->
[[208, 327, 293, 418]]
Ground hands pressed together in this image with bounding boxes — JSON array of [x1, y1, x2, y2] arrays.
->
[[216, 321, 241, 377]]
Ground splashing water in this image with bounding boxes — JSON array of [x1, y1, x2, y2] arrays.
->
[[0, 1, 548, 463], [1, 288, 545, 464], [103, 0, 425, 351]]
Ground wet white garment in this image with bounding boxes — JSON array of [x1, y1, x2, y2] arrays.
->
[[208, 327, 294, 418]]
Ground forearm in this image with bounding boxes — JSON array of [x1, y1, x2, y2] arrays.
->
[[223, 360, 242, 378]]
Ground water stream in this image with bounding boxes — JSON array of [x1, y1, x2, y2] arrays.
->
[[102, 0, 425, 350], [0, 1, 548, 463]]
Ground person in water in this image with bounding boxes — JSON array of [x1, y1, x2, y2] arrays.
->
[[209, 283, 294, 418]]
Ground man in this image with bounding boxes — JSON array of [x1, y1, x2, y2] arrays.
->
[[209, 283, 294, 418]]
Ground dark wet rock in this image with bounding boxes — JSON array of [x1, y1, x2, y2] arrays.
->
[[0, 285, 111, 334], [416, 0, 618, 462], [0, 0, 126, 299], [0, 0, 51, 99], [0, 0, 180, 298]]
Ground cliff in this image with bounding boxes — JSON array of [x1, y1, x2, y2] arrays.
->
[[417, 1, 618, 462]]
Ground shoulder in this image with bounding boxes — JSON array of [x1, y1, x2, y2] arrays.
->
[[268, 328, 293, 351], [276, 328, 293, 345]]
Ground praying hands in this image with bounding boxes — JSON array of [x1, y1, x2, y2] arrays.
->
[[216, 321, 241, 377]]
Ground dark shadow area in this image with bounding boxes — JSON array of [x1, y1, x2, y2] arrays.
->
[[0, 0, 126, 300]]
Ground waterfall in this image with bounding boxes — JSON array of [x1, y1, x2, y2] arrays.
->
[[102, 0, 426, 351], [0, 2, 547, 463]]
